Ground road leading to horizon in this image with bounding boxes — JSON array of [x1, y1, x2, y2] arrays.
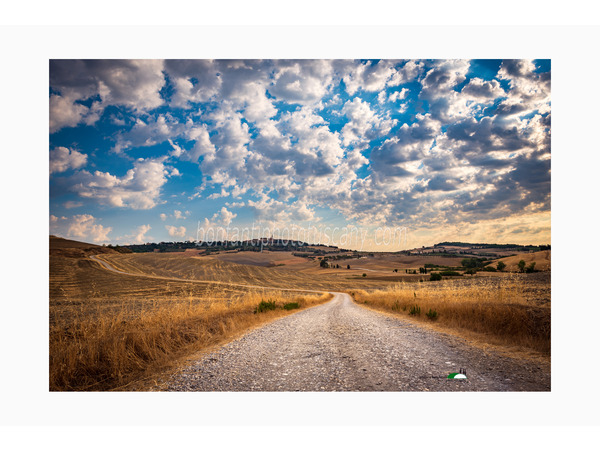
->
[[165, 293, 550, 392], [88, 254, 549, 391]]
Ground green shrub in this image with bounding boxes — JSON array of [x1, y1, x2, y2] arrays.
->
[[283, 302, 300, 310], [362, 273, 367, 277], [482, 266, 497, 272], [439, 270, 461, 276], [461, 258, 482, 269], [465, 268, 477, 275], [430, 273, 442, 281], [425, 309, 438, 320], [409, 305, 421, 316], [254, 300, 277, 313]]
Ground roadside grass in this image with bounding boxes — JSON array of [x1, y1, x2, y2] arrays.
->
[[350, 276, 550, 355], [50, 288, 331, 391]]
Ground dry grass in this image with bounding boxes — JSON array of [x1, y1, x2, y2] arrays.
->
[[350, 276, 550, 355], [49, 245, 377, 391], [50, 287, 331, 391], [493, 250, 551, 272]]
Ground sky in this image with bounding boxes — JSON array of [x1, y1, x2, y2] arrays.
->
[[49, 59, 551, 251]]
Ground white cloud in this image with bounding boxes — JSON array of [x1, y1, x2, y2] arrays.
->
[[204, 206, 238, 227], [419, 60, 472, 120], [166, 225, 186, 238], [164, 60, 222, 107], [70, 157, 170, 209], [64, 201, 83, 209], [497, 59, 551, 118], [173, 210, 188, 220], [49, 94, 100, 133], [247, 195, 315, 225], [461, 78, 505, 100], [112, 114, 183, 153], [159, 213, 167, 221], [270, 60, 335, 104], [341, 97, 395, 147], [49, 146, 87, 175], [387, 61, 424, 86], [388, 88, 409, 102], [50, 60, 166, 133], [167, 139, 184, 158], [343, 60, 395, 96], [181, 124, 215, 163], [49, 59, 550, 244], [132, 224, 151, 244], [342, 60, 422, 96], [50, 214, 112, 243]]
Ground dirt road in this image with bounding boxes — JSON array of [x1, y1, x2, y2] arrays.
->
[[165, 293, 550, 391]]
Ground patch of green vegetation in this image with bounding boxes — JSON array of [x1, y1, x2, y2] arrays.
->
[[425, 309, 438, 320], [439, 270, 462, 276], [430, 273, 442, 281], [461, 258, 486, 269], [283, 302, 300, 310], [254, 300, 277, 313], [409, 305, 421, 316]]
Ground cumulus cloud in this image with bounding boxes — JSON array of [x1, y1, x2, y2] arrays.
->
[[461, 78, 505, 100], [341, 97, 396, 147], [173, 210, 189, 220], [64, 201, 83, 209], [369, 114, 441, 181], [419, 60, 472, 120], [70, 157, 170, 209], [388, 88, 409, 102], [49, 94, 100, 133], [49, 147, 87, 175], [246, 196, 315, 225], [203, 206, 238, 228], [132, 224, 151, 244], [270, 60, 335, 104], [50, 60, 166, 133], [50, 214, 112, 243], [165, 225, 186, 238], [49, 59, 550, 246], [496, 59, 551, 118]]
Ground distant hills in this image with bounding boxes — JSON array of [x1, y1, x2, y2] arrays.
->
[[50, 235, 549, 258]]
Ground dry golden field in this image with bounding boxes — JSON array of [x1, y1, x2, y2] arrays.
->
[[492, 250, 551, 272], [351, 273, 551, 355], [49, 236, 551, 390], [50, 238, 343, 391]]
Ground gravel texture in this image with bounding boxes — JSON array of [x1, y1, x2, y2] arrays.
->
[[165, 293, 550, 391]]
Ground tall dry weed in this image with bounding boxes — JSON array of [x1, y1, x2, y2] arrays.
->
[[50, 289, 331, 391], [352, 276, 550, 354]]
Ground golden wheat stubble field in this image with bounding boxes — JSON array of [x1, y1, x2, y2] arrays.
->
[[50, 237, 393, 391], [49, 236, 551, 391]]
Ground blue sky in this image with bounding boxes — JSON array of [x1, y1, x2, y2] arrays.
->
[[49, 59, 551, 250]]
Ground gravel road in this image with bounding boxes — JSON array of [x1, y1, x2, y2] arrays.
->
[[165, 293, 550, 391]]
